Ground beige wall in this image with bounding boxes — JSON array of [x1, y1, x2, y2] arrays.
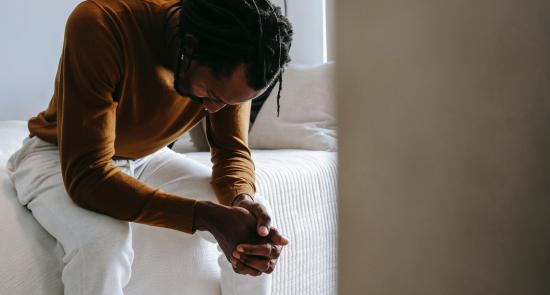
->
[[337, 1, 550, 294]]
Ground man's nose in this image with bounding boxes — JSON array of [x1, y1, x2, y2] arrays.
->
[[203, 100, 226, 113]]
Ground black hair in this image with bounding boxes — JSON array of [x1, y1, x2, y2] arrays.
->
[[178, 0, 293, 115]]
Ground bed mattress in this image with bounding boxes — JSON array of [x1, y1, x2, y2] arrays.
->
[[0, 121, 337, 295], [185, 151, 338, 295]]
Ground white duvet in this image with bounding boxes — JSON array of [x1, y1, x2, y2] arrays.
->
[[0, 121, 337, 295]]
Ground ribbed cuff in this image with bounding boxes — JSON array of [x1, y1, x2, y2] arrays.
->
[[212, 183, 256, 206], [231, 193, 255, 206]]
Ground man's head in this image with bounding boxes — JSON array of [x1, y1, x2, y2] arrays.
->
[[174, 0, 293, 113]]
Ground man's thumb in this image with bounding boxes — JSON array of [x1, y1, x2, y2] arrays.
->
[[258, 224, 269, 237]]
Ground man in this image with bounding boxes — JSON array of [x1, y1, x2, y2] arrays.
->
[[6, 0, 293, 293]]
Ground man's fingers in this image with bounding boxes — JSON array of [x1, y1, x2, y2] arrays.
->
[[233, 197, 273, 237], [265, 259, 277, 274], [229, 256, 262, 276], [267, 227, 289, 246], [249, 203, 271, 237], [236, 243, 282, 259], [232, 251, 275, 273]]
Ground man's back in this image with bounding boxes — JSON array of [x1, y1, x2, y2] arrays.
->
[[29, 0, 207, 158]]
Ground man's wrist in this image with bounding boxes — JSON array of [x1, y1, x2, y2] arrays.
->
[[232, 193, 254, 206], [193, 200, 220, 232]]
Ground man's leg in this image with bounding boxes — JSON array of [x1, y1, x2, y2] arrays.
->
[[6, 137, 134, 295], [133, 147, 273, 295]]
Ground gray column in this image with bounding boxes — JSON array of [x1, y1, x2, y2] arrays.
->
[[337, 1, 550, 294]]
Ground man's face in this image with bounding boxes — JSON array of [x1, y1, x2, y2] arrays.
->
[[175, 61, 261, 113]]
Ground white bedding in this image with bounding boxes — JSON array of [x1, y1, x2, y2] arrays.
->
[[0, 121, 337, 295], [186, 151, 338, 295]]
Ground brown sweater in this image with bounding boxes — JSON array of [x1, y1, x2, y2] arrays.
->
[[27, 0, 256, 234]]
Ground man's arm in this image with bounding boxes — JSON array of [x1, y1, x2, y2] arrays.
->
[[205, 102, 272, 235], [205, 102, 257, 206], [205, 104, 289, 275], [57, 2, 198, 234]]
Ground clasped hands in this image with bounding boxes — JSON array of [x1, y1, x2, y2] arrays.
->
[[194, 194, 289, 276], [229, 194, 288, 276]]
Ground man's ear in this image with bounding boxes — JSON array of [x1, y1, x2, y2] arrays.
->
[[182, 33, 199, 55]]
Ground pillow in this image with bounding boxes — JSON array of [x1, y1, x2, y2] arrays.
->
[[248, 62, 337, 151], [0, 120, 29, 163]]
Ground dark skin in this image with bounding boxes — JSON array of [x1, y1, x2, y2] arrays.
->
[[176, 33, 289, 276], [230, 195, 288, 275], [194, 195, 288, 276]]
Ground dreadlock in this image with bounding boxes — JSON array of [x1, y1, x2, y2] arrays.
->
[[178, 0, 293, 116]]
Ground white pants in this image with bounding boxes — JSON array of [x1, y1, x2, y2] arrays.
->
[[6, 136, 272, 295]]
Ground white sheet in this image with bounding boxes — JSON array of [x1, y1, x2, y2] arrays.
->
[[0, 120, 29, 163], [0, 157, 64, 294], [187, 151, 338, 295], [0, 121, 337, 295], [0, 121, 63, 294]]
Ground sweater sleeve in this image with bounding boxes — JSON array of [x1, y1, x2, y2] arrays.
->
[[57, 2, 198, 234], [205, 101, 257, 206]]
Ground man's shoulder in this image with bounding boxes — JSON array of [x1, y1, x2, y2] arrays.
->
[[67, 1, 107, 24], [70, 0, 178, 18], [66, 0, 177, 36], [65, 1, 123, 34]]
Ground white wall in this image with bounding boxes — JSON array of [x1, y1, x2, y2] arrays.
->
[[0, 0, 326, 120], [272, 0, 325, 65], [338, 0, 550, 294], [0, 0, 82, 121], [326, 0, 335, 62]]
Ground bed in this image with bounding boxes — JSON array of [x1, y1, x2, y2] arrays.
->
[[0, 120, 337, 295]]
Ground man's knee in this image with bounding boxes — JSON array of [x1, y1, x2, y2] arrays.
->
[[71, 219, 133, 265], [60, 220, 133, 292]]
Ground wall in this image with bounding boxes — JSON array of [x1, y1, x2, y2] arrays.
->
[[326, 0, 335, 62], [0, 0, 81, 121], [337, 0, 550, 294], [0, 0, 326, 120], [272, 0, 325, 65]]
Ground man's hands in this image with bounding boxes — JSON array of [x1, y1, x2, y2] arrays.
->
[[194, 200, 260, 273], [229, 228, 286, 274], [231, 194, 273, 237], [230, 194, 289, 276], [193, 195, 289, 276]]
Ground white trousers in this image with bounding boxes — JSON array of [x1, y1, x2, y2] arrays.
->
[[6, 136, 272, 295]]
